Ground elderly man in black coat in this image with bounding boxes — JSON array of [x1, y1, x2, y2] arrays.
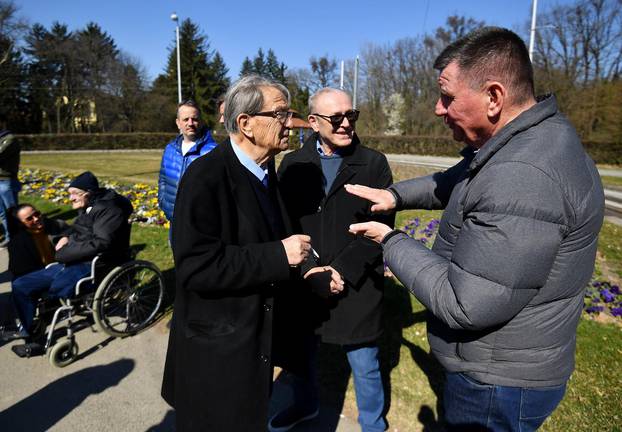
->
[[274, 88, 394, 432], [160, 75, 326, 431]]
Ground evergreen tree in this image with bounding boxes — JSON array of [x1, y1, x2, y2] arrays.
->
[[240, 57, 253, 76], [153, 18, 229, 128], [266, 49, 286, 84], [0, 0, 28, 131], [240, 48, 287, 84], [25, 22, 78, 133]]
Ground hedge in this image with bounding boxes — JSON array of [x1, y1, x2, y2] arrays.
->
[[14, 133, 622, 164]]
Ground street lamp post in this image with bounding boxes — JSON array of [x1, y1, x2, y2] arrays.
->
[[171, 13, 182, 103], [529, 0, 538, 62]]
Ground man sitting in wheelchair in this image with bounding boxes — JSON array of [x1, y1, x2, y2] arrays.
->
[[7, 171, 133, 356]]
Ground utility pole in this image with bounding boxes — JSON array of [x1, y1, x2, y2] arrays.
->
[[353, 56, 359, 109], [171, 13, 182, 103], [529, 0, 538, 62]]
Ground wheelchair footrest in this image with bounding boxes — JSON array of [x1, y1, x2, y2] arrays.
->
[[11, 342, 45, 358]]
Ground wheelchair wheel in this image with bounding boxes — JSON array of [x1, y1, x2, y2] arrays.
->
[[49, 338, 78, 368], [93, 260, 164, 337]]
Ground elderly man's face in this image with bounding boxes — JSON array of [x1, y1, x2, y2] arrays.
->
[[309, 91, 355, 149], [68, 187, 90, 210], [176, 105, 202, 141], [17, 206, 44, 231], [251, 86, 292, 155], [434, 62, 491, 148]]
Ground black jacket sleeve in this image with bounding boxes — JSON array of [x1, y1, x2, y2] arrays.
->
[[54, 205, 126, 263]]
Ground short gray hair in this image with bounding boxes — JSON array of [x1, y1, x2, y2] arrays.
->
[[224, 75, 290, 133], [176, 99, 201, 118], [308, 88, 351, 114]]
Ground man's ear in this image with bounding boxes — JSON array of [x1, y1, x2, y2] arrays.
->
[[308, 115, 320, 133], [486, 82, 505, 118], [237, 114, 253, 138]]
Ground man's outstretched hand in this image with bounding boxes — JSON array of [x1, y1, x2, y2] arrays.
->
[[344, 184, 396, 213], [349, 222, 393, 244]]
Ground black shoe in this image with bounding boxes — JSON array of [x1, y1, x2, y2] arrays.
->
[[0, 326, 29, 342], [268, 405, 319, 432], [11, 342, 45, 358]]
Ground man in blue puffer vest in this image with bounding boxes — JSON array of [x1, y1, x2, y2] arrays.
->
[[158, 100, 218, 225]]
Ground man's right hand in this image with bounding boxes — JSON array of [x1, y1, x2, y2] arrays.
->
[[281, 234, 312, 266], [304, 266, 345, 296], [344, 184, 396, 213]]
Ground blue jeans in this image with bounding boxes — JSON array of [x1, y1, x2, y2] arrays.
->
[[345, 344, 387, 432], [0, 178, 20, 241], [443, 372, 567, 432], [12, 262, 91, 333], [288, 341, 386, 432]]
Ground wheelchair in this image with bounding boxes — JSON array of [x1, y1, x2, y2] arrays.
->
[[38, 255, 165, 367]]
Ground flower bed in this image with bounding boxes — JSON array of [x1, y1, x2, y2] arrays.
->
[[400, 217, 621, 321], [584, 281, 622, 318], [18, 168, 169, 228]]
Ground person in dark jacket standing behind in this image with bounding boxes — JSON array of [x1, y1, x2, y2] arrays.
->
[[0, 128, 21, 245], [161, 75, 318, 431], [348, 27, 604, 431], [275, 88, 394, 432], [158, 100, 217, 224], [10, 171, 133, 351]]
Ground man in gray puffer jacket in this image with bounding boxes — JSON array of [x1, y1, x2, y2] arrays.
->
[[347, 27, 604, 431]]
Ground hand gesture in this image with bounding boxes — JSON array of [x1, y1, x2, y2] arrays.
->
[[344, 184, 396, 213], [349, 222, 393, 244], [281, 234, 312, 266], [304, 266, 345, 298]]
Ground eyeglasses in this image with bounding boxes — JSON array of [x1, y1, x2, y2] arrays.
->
[[252, 110, 299, 124], [311, 109, 359, 126]]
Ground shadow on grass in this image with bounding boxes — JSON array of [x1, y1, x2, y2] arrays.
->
[[0, 358, 134, 430]]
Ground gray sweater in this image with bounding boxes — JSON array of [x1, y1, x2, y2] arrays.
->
[[384, 95, 604, 387]]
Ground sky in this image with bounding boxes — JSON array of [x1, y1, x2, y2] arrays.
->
[[14, 0, 572, 82]]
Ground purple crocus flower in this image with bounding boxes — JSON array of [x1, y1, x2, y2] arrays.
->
[[612, 307, 622, 317], [601, 289, 615, 303], [610, 285, 620, 295], [585, 305, 604, 314]]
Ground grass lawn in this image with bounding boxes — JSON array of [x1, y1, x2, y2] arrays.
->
[[602, 175, 622, 189], [21, 151, 163, 186], [18, 152, 622, 431]]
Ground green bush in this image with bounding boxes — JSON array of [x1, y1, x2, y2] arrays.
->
[[14, 133, 621, 164]]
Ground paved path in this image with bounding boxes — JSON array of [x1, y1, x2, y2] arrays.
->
[[0, 249, 360, 431], [385, 154, 622, 226]]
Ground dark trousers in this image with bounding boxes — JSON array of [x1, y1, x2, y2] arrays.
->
[[12, 262, 91, 332], [443, 372, 567, 432]]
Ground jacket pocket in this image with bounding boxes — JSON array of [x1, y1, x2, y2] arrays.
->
[[185, 320, 236, 339]]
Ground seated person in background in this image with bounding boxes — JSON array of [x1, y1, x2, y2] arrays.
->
[[8, 204, 68, 280], [0, 204, 67, 339], [8, 171, 133, 350]]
